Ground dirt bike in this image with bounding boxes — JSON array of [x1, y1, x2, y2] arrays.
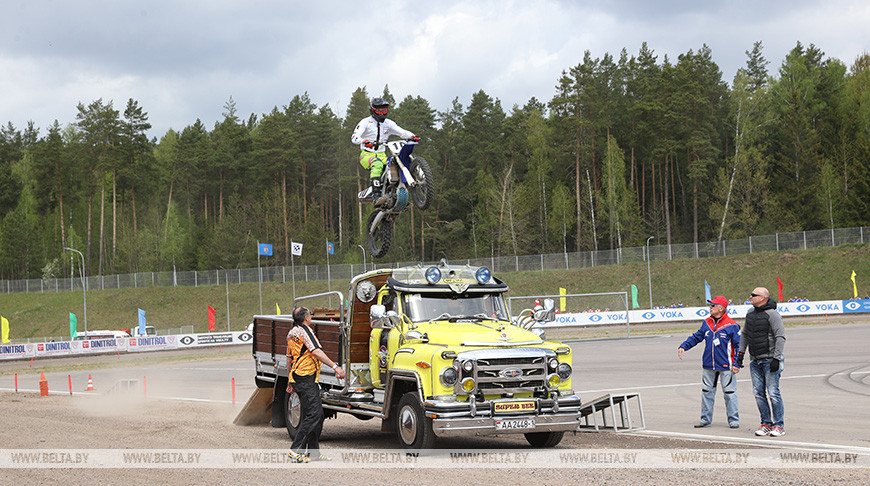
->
[[357, 139, 434, 258]]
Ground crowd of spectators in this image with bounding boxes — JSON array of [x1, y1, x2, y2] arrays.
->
[[653, 302, 685, 309]]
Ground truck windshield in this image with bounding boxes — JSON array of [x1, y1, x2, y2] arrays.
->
[[401, 293, 509, 322]]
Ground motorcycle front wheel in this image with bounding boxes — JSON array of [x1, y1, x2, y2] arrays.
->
[[408, 156, 434, 210], [366, 211, 393, 258]]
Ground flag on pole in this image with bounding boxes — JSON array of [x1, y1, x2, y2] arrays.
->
[[69, 313, 77, 339], [327, 241, 335, 255], [138, 308, 146, 337], [291, 241, 303, 256], [631, 285, 639, 309], [258, 243, 273, 256], [777, 277, 784, 301], [559, 287, 566, 312], [208, 305, 216, 332], [1, 316, 9, 343], [276, 303, 281, 315], [704, 280, 711, 302], [852, 270, 858, 298]]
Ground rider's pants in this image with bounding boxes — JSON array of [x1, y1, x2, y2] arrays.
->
[[359, 151, 387, 178]]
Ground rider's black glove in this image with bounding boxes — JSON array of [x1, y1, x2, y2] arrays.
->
[[769, 358, 780, 372]]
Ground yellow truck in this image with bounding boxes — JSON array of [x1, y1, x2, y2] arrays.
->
[[250, 262, 581, 449]]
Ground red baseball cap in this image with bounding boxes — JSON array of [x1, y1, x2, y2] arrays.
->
[[707, 295, 729, 308]]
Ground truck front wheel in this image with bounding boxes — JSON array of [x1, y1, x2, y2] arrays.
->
[[396, 392, 434, 449], [284, 390, 301, 439], [524, 431, 564, 447]]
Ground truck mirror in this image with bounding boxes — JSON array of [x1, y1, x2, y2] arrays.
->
[[370, 305, 392, 329], [534, 299, 556, 322], [404, 330, 428, 343]]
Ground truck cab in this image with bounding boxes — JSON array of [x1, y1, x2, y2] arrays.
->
[[251, 262, 581, 449]]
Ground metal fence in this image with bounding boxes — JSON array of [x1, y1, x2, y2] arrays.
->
[[4, 226, 868, 295], [33, 325, 195, 344]]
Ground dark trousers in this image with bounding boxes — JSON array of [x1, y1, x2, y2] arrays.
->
[[290, 373, 324, 458]]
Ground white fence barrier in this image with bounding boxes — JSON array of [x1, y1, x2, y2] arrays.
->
[[0, 331, 252, 361], [537, 298, 870, 328]]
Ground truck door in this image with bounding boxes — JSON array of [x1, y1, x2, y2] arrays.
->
[[369, 291, 400, 388]]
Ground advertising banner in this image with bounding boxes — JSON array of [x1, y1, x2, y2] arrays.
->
[[126, 335, 178, 353], [540, 300, 849, 328], [176, 331, 252, 348], [843, 299, 870, 314], [0, 342, 35, 360], [34, 341, 75, 357], [77, 338, 128, 354]]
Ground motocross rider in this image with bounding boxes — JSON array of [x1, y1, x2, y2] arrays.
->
[[351, 97, 418, 206]]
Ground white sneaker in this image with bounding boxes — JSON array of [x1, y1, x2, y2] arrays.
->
[[769, 426, 785, 437], [755, 424, 772, 436]]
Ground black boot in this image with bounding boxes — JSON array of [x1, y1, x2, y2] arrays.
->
[[371, 177, 383, 207]]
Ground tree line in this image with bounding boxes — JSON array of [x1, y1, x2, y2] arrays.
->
[[1, 41, 868, 280]]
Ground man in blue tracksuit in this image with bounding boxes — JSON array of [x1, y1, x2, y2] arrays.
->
[[678, 295, 741, 428]]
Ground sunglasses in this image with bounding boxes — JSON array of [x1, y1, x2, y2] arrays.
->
[[750, 293, 761, 297]]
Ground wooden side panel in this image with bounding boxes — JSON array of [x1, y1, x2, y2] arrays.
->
[[254, 273, 391, 366], [348, 274, 390, 363]]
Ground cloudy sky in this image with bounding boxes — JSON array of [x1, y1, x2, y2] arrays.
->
[[2, 0, 868, 139]]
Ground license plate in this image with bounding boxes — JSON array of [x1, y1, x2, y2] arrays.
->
[[493, 401, 536, 413], [495, 418, 535, 430]]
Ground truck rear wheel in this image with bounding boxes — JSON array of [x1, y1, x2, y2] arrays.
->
[[396, 392, 434, 449], [524, 431, 564, 447], [284, 390, 301, 439]]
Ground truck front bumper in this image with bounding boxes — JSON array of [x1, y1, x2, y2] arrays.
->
[[425, 395, 582, 437]]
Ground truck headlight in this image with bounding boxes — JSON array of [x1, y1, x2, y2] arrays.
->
[[462, 361, 474, 372], [440, 367, 458, 387], [548, 357, 559, 370], [461, 377, 476, 393], [557, 363, 572, 379], [547, 373, 561, 389]]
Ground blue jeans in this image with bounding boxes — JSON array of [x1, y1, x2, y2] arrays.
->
[[749, 358, 784, 427], [700, 369, 739, 425]]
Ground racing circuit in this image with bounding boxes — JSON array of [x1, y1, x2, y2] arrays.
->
[[4, 322, 869, 452]]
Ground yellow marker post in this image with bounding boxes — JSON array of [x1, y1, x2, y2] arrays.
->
[[559, 288, 566, 312]]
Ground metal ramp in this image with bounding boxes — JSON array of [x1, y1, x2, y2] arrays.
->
[[578, 393, 645, 432], [107, 379, 140, 395]]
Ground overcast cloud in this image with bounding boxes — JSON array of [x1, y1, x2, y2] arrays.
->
[[2, 0, 868, 138]]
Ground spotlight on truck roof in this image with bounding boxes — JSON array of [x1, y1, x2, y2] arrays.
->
[[425, 266, 441, 284], [475, 267, 491, 285]]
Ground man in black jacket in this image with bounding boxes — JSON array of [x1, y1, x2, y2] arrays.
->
[[732, 287, 786, 437]]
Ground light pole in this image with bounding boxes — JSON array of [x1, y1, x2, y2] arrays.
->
[[357, 245, 366, 273], [220, 266, 230, 331], [646, 236, 655, 309], [64, 247, 87, 333]]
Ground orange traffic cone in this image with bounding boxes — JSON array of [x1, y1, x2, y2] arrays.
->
[[39, 371, 49, 397], [85, 374, 95, 391]]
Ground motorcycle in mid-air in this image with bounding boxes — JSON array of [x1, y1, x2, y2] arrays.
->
[[357, 139, 434, 258]]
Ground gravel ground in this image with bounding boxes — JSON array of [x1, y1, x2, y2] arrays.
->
[[1, 350, 867, 484]]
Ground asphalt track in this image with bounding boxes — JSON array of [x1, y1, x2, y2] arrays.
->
[[6, 322, 869, 452], [571, 322, 870, 451]]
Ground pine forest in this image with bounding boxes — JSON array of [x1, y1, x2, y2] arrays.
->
[[1, 41, 869, 280]]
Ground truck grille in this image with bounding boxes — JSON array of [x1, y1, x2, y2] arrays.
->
[[457, 351, 550, 395]]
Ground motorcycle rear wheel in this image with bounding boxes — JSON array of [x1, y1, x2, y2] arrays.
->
[[366, 211, 393, 258], [408, 156, 434, 210]]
